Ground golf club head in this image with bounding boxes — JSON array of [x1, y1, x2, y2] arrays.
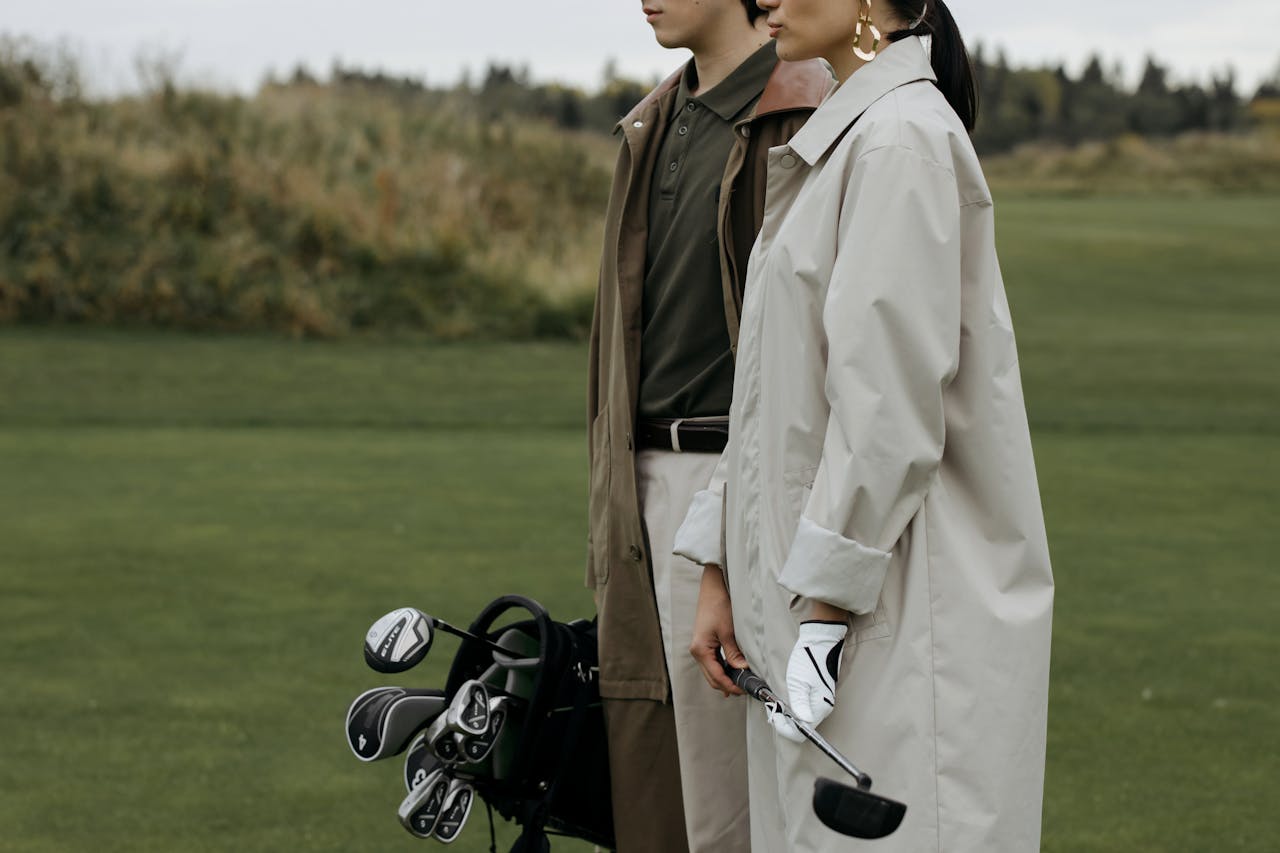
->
[[813, 776, 907, 839], [404, 732, 442, 792], [398, 767, 452, 839], [432, 778, 476, 844], [446, 679, 491, 737], [424, 712, 462, 764], [345, 686, 447, 762], [459, 695, 512, 764], [364, 608, 433, 674]]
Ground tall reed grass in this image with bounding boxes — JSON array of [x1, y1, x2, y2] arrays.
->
[[0, 40, 613, 337]]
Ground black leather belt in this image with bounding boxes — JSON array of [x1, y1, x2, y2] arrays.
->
[[635, 418, 730, 453]]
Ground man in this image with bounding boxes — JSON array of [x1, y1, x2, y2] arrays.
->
[[586, 2, 831, 850]]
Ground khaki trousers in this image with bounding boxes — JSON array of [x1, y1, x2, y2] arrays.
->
[[604, 449, 751, 853]]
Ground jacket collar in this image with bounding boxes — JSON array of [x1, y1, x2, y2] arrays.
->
[[618, 68, 683, 133], [753, 56, 832, 120], [787, 36, 934, 166], [618, 54, 831, 133]]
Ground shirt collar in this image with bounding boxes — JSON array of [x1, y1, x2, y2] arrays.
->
[[787, 36, 936, 166], [679, 41, 779, 122]]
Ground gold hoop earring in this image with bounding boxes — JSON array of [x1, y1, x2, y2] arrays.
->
[[853, 0, 881, 61]]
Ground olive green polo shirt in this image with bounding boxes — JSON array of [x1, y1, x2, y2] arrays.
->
[[637, 42, 777, 420]]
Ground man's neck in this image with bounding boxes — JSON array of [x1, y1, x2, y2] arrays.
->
[[689, 27, 770, 96]]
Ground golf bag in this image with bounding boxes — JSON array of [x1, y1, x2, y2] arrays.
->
[[446, 595, 614, 851]]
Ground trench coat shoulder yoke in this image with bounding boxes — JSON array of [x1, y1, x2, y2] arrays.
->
[[786, 36, 941, 167]]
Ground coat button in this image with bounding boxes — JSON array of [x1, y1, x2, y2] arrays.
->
[[686, 102, 697, 112], [740, 126, 751, 138], [779, 153, 798, 169], [629, 545, 643, 561], [669, 161, 679, 172], [633, 121, 644, 128], [678, 126, 689, 136]]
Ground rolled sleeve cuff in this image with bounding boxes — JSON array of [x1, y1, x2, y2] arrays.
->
[[778, 516, 891, 615], [673, 488, 725, 567]]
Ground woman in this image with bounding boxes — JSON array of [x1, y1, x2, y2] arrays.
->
[[671, 1, 1055, 850]]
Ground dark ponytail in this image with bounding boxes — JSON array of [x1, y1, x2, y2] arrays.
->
[[885, 0, 978, 132]]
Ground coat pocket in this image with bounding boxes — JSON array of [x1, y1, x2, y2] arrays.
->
[[850, 596, 891, 643], [783, 464, 819, 523], [588, 407, 612, 585]]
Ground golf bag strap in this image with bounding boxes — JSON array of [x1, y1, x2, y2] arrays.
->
[[512, 655, 596, 852]]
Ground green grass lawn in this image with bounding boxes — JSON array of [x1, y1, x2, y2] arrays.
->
[[2, 195, 1279, 851]]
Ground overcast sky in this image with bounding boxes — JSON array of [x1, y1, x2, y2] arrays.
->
[[6, 0, 1279, 95]]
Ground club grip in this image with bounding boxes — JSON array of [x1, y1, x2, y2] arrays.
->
[[720, 657, 770, 700]]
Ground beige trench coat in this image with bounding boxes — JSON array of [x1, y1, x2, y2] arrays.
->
[[675, 38, 1055, 852]]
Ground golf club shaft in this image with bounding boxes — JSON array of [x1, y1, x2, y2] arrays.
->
[[724, 660, 873, 789], [433, 619, 509, 655]]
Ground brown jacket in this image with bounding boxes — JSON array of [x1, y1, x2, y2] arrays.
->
[[587, 58, 832, 701]]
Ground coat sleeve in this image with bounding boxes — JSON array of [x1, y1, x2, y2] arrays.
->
[[672, 448, 731, 567], [777, 144, 961, 615]]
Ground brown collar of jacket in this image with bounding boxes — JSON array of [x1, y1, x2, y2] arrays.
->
[[617, 55, 830, 132]]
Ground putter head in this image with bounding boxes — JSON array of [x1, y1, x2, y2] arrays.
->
[[432, 778, 476, 844], [446, 679, 491, 737], [404, 732, 441, 792], [364, 608, 434, 674], [345, 686, 447, 762], [812, 776, 907, 839], [398, 767, 453, 839]]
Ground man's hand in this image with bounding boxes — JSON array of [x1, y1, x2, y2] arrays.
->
[[689, 565, 747, 697]]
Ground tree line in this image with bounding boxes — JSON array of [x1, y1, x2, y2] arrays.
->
[[312, 51, 1279, 155]]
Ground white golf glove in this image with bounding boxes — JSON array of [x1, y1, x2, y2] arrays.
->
[[771, 620, 848, 743]]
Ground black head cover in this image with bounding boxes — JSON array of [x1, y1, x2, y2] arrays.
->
[[812, 776, 907, 839], [404, 733, 441, 792], [345, 686, 447, 762], [344, 687, 401, 761]]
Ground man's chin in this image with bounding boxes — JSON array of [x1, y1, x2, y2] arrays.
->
[[651, 27, 690, 50]]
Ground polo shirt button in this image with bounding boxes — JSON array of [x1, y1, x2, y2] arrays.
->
[[669, 161, 678, 172], [629, 545, 643, 561], [678, 126, 689, 136], [780, 153, 798, 169]]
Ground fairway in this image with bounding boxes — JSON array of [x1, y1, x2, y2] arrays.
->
[[2, 195, 1278, 852]]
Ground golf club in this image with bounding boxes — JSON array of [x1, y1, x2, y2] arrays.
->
[[398, 766, 453, 839], [432, 778, 476, 844], [424, 712, 463, 764], [460, 694, 516, 764], [721, 657, 907, 839], [363, 607, 510, 674], [344, 686, 447, 762], [445, 679, 491, 737], [403, 732, 441, 792]]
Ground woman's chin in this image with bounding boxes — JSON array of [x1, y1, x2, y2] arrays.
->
[[773, 37, 820, 63]]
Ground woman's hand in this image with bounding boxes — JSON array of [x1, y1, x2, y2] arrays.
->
[[771, 602, 850, 741], [689, 565, 748, 697]]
